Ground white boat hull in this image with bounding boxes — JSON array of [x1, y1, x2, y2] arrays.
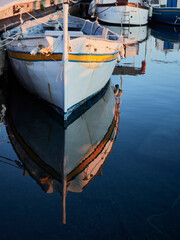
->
[[96, 4, 149, 25], [7, 37, 120, 120], [9, 56, 117, 118], [3, 13, 122, 120]]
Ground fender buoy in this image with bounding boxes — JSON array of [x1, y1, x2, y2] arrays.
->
[[141, 60, 146, 73]]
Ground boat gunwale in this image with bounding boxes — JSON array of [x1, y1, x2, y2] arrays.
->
[[96, 2, 149, 10], [7, 48, 119, 56], [7, 52, 119, 63], [153, 7, 180, 12]]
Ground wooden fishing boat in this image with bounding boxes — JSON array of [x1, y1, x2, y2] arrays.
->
[[88, 0, 149, 25], [2, 2, 123, 121], [6, 78, 121, 223]]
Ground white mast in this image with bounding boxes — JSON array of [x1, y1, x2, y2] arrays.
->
[[63, 0, 69, 114], [62, 1, 68, 224]]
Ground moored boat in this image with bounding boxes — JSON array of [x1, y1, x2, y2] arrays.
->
[[150, 0, 180, 25], [88, 0, 149, 25], [152, 7, 180, 25], [1, 2, 124, 121]]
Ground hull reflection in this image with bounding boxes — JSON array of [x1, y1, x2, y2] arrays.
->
[[106, 25, 148, 75], [6, 79, 121, 223], [151, 24, 180, 52], [103, 25, 148, 45]]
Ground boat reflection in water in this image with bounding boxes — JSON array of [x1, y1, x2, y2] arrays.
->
[[151, 24, 180, 53], [105, 25, 148, 76], [150, 24, 180, 66], [103, 25, 148, 46], [6, 78, 121, 224]]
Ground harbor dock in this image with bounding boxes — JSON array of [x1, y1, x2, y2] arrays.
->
[[0, 0, 81, 32]]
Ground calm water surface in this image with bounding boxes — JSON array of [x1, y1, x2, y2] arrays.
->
[[0, 24, 180, 240]]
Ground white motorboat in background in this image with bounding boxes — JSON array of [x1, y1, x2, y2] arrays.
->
[[88, 0, 149, 25]]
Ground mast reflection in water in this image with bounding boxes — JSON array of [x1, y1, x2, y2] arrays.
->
[[6, 77, 121, 224]]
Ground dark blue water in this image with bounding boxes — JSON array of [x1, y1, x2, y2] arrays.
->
[[0, 25, 180, 240]]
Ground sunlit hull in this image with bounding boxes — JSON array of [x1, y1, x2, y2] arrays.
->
[[3, 15, 121, 121], [96, 4, 149, 25], [8, 41, 119, 120]]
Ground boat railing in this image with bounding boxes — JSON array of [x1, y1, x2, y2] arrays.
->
[[45, 30, 84, 37], [174, 16, 180, 24]]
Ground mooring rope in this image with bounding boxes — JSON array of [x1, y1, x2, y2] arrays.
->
[[0, 155, 22, 169], [0, 34, 22, 48], [19, 7, 53, 26]]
